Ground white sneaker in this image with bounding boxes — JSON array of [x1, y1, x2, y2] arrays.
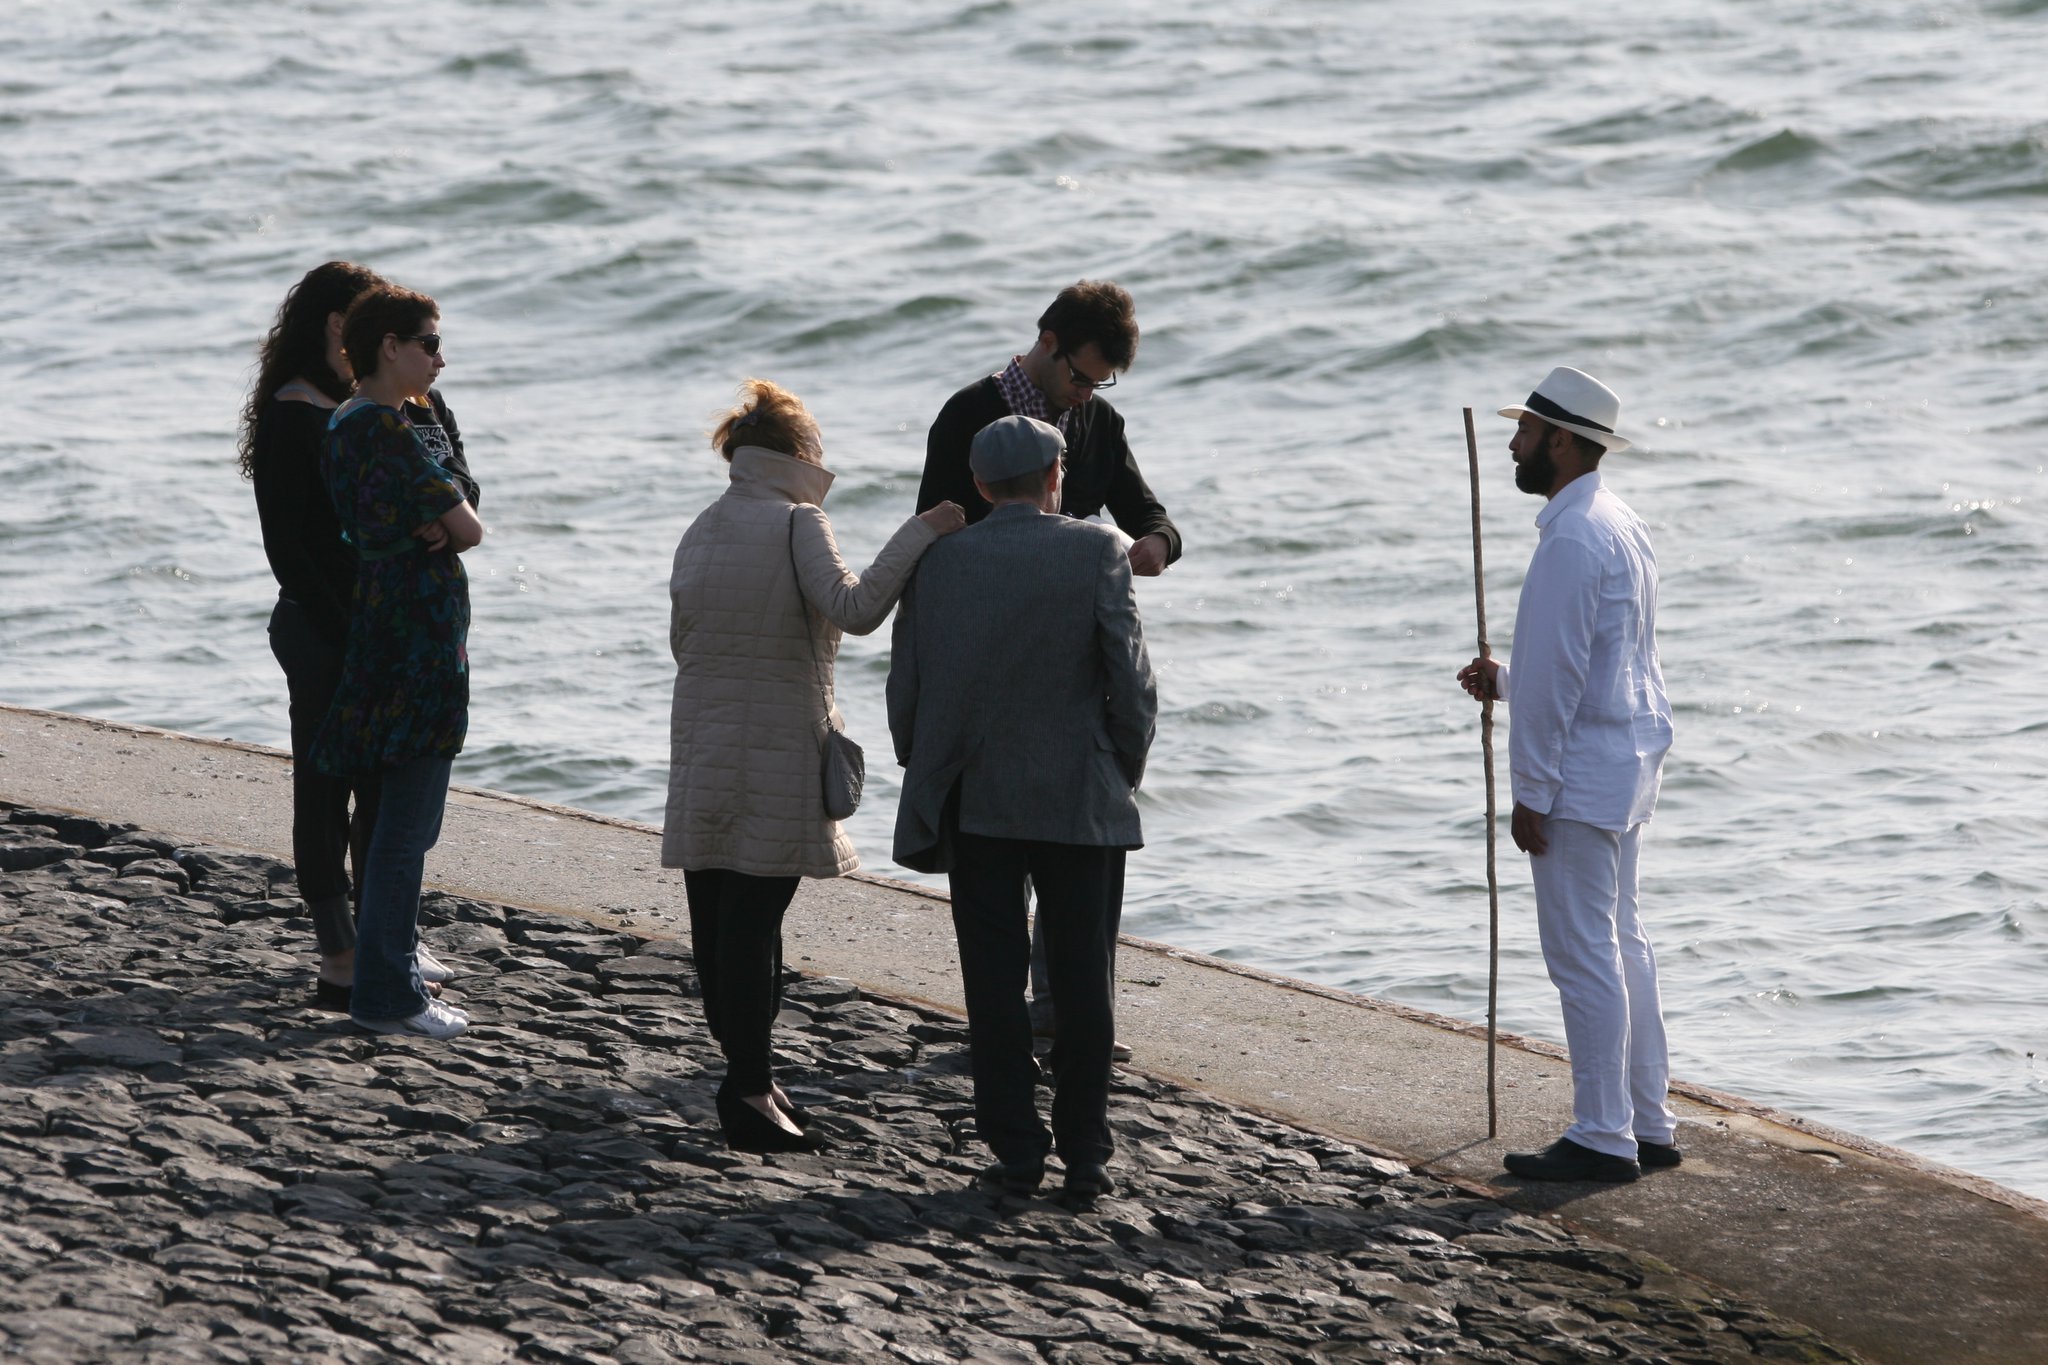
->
[[355, 998, 469, 1039], [415, 945, 457, 984]]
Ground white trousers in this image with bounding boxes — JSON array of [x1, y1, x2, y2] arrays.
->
[[1528, 818, 1675, 1158]]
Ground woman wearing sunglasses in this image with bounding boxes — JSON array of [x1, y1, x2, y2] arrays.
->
[[311, 284, 482, 1040], [241, 263, 481, 1011]]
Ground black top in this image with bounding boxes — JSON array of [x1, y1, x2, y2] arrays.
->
[[916, 376, 1182, 565], [251, 388, 479, 649]]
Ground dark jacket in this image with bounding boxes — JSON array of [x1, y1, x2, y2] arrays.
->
[[888, 504, 1157, 873], [917, 376, 1182, 565]]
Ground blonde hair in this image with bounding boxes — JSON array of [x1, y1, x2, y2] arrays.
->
[[710, 378, 822, 464]]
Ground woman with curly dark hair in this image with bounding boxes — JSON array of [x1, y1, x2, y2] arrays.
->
[[242, 261, 480, 1011]]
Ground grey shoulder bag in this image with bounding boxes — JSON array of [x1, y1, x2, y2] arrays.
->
[[789, 508, 865, 820]]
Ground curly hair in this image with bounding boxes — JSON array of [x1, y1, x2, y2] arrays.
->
[[236, 260, 385, 478], [1037, 280, 1140, 371], [710, 379, 822, 464]]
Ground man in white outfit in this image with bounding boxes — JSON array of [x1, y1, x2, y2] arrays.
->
[[1458, 366, 1679, 1184]]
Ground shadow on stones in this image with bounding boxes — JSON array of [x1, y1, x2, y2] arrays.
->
[[0, 804, 1861, 1364]]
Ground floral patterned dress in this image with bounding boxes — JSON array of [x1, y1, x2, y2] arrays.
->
[[310, 398, 470, 776]]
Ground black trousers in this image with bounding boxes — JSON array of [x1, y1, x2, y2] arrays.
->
[[267, 598, 379, 953], [948, 829, 1125, 1168], [684, 868, 800, 1095]]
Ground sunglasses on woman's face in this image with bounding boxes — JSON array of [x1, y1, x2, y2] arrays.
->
[[395, 332, 441, 356]]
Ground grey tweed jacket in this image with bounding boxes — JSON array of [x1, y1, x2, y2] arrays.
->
[[888, 502, 1157, 874]]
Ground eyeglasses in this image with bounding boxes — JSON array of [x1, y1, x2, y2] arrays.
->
[[1058, 353, 1116, 390], [395, 332, 442, 356]]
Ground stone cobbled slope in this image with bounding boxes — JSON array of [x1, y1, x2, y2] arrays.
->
[[0, 806, 1859, 1363]]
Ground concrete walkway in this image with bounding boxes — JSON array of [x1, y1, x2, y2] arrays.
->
[[5, 703, 2045, 1364]]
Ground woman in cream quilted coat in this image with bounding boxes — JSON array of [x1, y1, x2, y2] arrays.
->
[[665, 379, 964, 1151]]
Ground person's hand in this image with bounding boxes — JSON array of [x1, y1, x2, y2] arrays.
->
[[1127, 532, 1169, 577], [1511, 802, 1548, 856], [1457, 656, 1499, 701], [919, 501, 967, 535], [413, 520, 450, 552]]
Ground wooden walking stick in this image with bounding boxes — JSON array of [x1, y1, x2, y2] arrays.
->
[[1463, 407, 1501, 1139]]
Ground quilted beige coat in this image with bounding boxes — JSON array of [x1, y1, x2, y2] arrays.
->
[[662, 446, 939, 878]]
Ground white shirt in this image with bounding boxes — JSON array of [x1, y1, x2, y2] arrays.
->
[[1496, 471, 1673, 831]]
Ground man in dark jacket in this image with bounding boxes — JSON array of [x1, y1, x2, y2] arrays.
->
[[891, 416, 1158, 1203], [917, 280, 1182, 575], [918, 281, 1179, 1056]]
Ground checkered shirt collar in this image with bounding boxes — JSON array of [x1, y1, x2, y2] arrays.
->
[[994, 356, 1073, 436]]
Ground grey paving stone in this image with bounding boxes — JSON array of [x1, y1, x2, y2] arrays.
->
[[0, 817, 1862, 1365]]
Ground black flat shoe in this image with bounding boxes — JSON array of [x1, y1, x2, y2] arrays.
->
[[1063, 1162, 1115, 1201], [1504, 1136, 1640, 1183], [977, 1159, 1045, 1196], [716, 1091, 824, 1154], [1636, 1138, 1683, 1169], [774, 1095, 814, 1130]]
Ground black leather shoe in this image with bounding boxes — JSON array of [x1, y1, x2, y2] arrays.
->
[[717, 1091, 825, 1155], [1636, 1138, 1683, 1169], [977, 1160, 1045, 1196], [1504, 1136, 1640, 1183], [1063, 1162, 1115, 1201]]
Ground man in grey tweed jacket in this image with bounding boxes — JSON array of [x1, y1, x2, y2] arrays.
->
[[888, 415, 1157, 1201]]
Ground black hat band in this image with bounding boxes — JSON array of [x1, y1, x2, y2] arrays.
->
[[1525, 390, 1613, 434]]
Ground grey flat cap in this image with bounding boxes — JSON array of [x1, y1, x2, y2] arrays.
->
[[969, 414, 1064, 483]]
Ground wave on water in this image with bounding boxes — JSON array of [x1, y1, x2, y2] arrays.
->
[[1858, 128, 2048, 200], [1547, 95, 1756, 146], [439, 48, 534, 76], [976, 132, 1117, 177], [1705, 127, 1834, 177], [780, 296, 980, 351]]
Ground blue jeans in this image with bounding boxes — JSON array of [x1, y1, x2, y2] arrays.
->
[[348, 756, 453, 1023]]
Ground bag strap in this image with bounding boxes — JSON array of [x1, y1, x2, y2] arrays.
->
[[787, 507, 837, 734]]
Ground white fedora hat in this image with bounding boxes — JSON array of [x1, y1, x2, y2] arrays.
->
[[1498, 366, 1632, 452]]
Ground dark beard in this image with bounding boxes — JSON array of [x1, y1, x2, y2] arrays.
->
[[1514, 447, 1556, 495]]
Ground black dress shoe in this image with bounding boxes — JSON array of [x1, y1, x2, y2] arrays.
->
[[1503, 1136, 1640, 1183], [716, 1091, 825, 1155], [1063, 1162, 1115, 1201], [977, 1159, 1045, 1196], [1636, 1138, 1683, 1169]]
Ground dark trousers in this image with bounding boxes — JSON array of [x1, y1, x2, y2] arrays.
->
[[948, 829, 1125, 1168], [684, 868, 800, 1095], [268, 598, 379, 954]]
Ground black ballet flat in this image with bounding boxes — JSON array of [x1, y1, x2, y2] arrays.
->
[[716, 1090, 825, 1154], [776, 1097, 814, 1130]]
